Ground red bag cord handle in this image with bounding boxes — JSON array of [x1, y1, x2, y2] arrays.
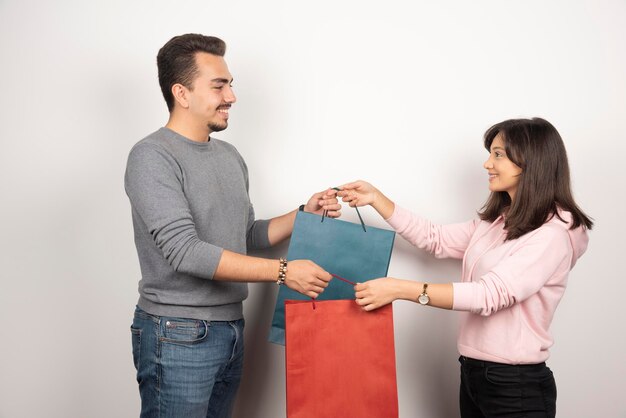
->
[[330, 273, 356, 286]]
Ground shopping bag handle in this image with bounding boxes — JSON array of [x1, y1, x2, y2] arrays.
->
[[330, 273, 356, 285], [299, 187, 367, 232]]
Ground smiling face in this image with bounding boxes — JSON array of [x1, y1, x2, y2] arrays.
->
[[483, 133, 523, 200], [185, 52, 236, 133]]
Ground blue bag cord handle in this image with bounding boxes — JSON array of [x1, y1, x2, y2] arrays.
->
[[310, 187, 367, 232]]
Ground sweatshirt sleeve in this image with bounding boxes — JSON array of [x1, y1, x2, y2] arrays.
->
[[246, 204, 271, 250], [452, 224, 572, 315], [386, 205, 480, 260], [237, 155, 271, 251], [124, 144, 223, 279]]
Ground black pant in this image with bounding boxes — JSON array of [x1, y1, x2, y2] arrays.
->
[[459, 356, 557, 418]]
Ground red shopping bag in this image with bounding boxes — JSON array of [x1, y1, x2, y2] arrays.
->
[[285, 299, 398, 418]]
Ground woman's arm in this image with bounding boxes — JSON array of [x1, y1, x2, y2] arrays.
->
[[354, 278, 453, 311], [339, 180, 478, 259]]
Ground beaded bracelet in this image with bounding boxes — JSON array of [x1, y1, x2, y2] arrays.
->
[[277, 258, 288, 285]]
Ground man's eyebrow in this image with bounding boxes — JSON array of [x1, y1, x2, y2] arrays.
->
[[211, 78, 233, 84]]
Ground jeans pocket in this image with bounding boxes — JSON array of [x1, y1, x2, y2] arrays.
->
[[484, 365, 522, 386], [524, 364, 554, 382], [523, 365, 557, 400], [130, 326, 142, 370], [160, 318, 209, 345]]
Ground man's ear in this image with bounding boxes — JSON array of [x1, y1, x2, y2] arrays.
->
[[171, 84, 190, 109]]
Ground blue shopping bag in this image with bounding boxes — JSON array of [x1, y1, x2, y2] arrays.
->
[[268, 208, 395, 345]]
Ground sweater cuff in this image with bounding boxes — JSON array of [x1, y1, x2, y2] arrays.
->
[[177, 241, 224, 280], [452, 282, 476, 311]]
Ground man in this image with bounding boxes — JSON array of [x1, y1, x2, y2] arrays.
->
[[125, 34, 340, 418]]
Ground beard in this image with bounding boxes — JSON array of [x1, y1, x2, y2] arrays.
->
[[208, 105, 231, 132], [208, 120, 228, 132]]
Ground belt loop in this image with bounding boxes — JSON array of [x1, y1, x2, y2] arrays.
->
[[202, 320, 209, 338]]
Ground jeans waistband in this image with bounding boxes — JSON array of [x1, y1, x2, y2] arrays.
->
[[134, 305, 244, 325], [459, 355, 546, 368]]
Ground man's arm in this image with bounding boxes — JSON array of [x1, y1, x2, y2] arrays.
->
[[213, 251, 330, 298], [125, 144, 332, 297]]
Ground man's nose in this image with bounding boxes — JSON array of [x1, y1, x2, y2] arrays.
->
[[225, 86, 237, 104]]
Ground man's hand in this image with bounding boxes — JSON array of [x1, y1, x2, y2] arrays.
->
[[303, 188, 341, 218], [285, 260, 332, 298]]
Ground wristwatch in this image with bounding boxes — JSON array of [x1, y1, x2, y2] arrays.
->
[[418, 283, 430, 305]]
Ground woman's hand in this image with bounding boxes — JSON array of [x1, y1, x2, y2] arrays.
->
[[337, 180, 380, 207], [354, 278, 404, 311], [338, 180, 395, 219]]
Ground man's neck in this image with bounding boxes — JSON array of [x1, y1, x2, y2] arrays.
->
[[165, 113, 211, 143]]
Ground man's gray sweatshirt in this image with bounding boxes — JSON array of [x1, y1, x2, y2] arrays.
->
[[124, 127, 271, 321]]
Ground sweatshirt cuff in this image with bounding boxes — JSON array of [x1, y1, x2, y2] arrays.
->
[[177, 241, 224, 280], [452, 282, 476, 311]]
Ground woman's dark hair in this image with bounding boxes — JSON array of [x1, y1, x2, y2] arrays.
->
[[157, 34, 226, 111], [478, 117, 593, 240]]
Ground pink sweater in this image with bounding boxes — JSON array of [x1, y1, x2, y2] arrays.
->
[[386, 205, 589, 364]]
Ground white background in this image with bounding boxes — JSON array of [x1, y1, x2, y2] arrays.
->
[[1, 1, 624, 417]]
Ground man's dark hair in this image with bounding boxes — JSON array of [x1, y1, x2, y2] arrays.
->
[[478, 117, 593, 240], [157, 34, 226, 111]]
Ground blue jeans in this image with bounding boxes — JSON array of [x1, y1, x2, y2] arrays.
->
[[130, 306, 244, 418], [459, 356, 557, 418]]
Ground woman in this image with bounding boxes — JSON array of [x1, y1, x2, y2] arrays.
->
[[338, 117, 592, 418]]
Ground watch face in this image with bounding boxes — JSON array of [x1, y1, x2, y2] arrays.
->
[[418, 293, 430, 305]]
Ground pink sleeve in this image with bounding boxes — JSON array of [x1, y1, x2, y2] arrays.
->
[[452, 225, 573, 314], [386, 204, 479, 260]]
